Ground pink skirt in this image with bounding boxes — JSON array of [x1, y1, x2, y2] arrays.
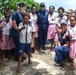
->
[[47, 24, 57, 40], [0, 35, 15, 50], [34, 23, 38, 38], [70, 40, 76, 59]]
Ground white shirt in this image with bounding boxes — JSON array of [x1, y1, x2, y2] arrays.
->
[[1, 21, 12, 35], [57, 15, 67, 27], [66, 18, 70, 26], [18, 22, 35, 44], [48, 13, 57, 24], [30, 13, 38, 24], [66, 25, 76, 40]]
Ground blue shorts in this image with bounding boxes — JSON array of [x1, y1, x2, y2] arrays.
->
[[18, 43, 32, 55]]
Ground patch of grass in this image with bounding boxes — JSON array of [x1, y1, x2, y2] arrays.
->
[[0, 13, 3, 18]]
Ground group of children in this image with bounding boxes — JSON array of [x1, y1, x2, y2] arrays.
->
[[0, 3, 76, 73]]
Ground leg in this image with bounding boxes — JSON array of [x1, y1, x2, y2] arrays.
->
[[8, 50, 11, 59], [27, 54, 32, 64], [67, 58, 74, 69], [11, 32, 19, 61], [16, 55, 22, 73], [42, 29, 47, 50], [50, 39, 54, 50], [54, 46, 64, 62], [38, 28, 42, 50], [0, 50, 2, 61], [34, 38, 39, 54]]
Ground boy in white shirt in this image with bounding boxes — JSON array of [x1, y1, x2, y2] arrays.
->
[[16, 12, 35, 73]]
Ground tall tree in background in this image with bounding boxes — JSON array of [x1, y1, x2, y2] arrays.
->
[[0, 0, 40, 14]]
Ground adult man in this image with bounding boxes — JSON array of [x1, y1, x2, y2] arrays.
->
[[36, 2, 49, 50], [10, 2, 25, 61]]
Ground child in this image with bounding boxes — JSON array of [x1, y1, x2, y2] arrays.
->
[[0, 12, 15, 61], [30, 4, 39, 54], [47, 6, 57, 50], [16, 12, 35, 73], [67, 16, 76, 69]]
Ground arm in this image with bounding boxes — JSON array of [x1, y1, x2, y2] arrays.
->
[[57, 41, 61, 46], [64, 41, 70, 46], [12, 20, 18, 30], [17, 25, 26, 33], [31, 33, 35, 48], [12, 12, 18, 30]]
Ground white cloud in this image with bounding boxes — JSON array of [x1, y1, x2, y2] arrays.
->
[[35, 0, 76, 11]]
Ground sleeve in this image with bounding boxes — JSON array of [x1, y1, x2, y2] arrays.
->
[[48, 14, 50, 24], [31, 23, 36, 33], [12, 12, 17, 21], [66, 29, 69, 36], [66, 36, 70, 41], [17, 22, 23, 30]]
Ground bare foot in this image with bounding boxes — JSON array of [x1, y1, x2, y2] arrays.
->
[[16, 69, 20, 74], [67, 65, 74, 69], [34, 50, 39, 54], [3, 58, 8, 62], [23, 63, 29, 66], [46, 49, 51, 52], [28, 61, 32, 65]]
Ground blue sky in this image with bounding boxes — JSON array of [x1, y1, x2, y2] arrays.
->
[[35, 0, 76, 11]]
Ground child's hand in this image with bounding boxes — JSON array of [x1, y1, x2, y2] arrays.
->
[[1, 24, 6, 28], [31, 43, 34, 48], [21, 25, 26, 30], [36, 26, 39, 31], [7, 36, 10, 41], [69, 35, 72, 39]]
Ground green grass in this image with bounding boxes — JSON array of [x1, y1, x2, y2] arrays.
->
[[0, 13, 3, 18]]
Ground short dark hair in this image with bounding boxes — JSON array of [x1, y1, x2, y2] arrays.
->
[[22, 12, 30, 19], [4, 12, 11, 18], [58, 7, 65, 12], [31, 4, 36, 10], [70, 16, 76, 20], [49, 6, 55, 10]]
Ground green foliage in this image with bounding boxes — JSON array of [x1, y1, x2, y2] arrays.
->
[[0, 0, 40, 13]]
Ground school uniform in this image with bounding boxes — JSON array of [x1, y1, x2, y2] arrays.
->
[[54, 15, 67, 42], [54, 31, 70, 62], [17, 22, 35, 55], [57, 15, 67, 27], [47, 13, 57, 40], [30, 13, 38, 38], [67, 25, 76, 59], [0, 21, 15, 50]]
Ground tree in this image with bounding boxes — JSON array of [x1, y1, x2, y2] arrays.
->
[[0, 0, 40, 14], [9, 0, 40, 11]]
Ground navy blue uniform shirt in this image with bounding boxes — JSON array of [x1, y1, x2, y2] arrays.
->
[[58, 31, 70, 46], [36, 9, 49, 29]]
